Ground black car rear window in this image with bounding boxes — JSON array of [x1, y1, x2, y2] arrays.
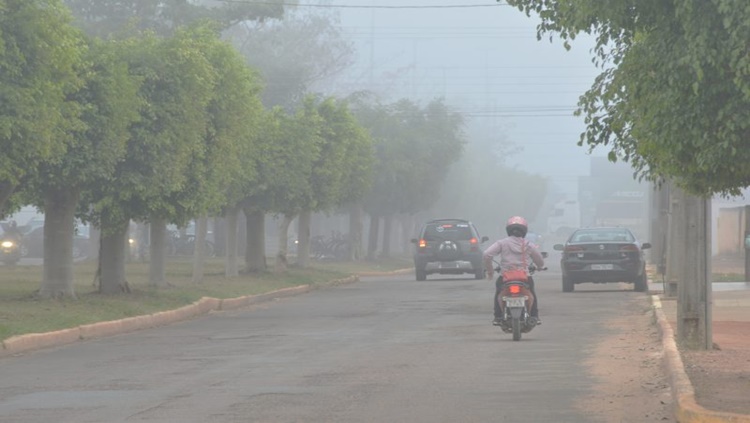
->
[[570, 229, 635, 243], [423, 222, 474, 241]]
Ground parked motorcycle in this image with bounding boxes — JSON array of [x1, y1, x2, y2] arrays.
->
[[494, 262, 546, 341]]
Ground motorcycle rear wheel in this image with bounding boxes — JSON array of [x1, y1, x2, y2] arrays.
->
[[512, 317, 522, 341]]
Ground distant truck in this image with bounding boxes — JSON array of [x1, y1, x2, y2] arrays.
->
[[547, 200, 581, 238]]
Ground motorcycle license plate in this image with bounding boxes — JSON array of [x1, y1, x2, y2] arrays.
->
[[591, 264, 614, 270], [503, 297, 526, 308]]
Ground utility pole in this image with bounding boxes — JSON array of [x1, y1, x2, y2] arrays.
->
[[676, 191, 712, 350]]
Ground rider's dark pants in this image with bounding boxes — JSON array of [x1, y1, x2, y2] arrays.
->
[[494, 276, 538, 318]]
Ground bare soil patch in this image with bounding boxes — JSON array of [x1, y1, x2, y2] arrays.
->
[[680, 321, 750, 415], [577, 304, 675, 422]]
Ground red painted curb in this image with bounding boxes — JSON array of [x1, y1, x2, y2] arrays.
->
[[2, 327, 81, 356]]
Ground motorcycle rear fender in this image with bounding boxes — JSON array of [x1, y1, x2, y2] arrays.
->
[[509, 307, 524, 319]]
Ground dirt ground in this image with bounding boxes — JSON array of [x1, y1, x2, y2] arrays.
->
[[576, 288, 750, 421], [577, 303, 676, 422], [680, 254, 750, 415], [574, 282, 750, 422], [680, 321, 750, 415]]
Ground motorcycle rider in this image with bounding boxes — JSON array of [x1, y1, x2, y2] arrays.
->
[[483, 216, 545, 326]]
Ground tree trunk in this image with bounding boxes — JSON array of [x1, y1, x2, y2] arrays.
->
[[399, 214, 415, 255], [149, 217, 168, 288], [296, 210, 312, 268], [0, 181, 16, 219], [367, 214, 380, 260], [677, 193, 712, 350], [225, 206, 240, 277], [348, 203, 363, 261], [38, 186, 79, 299], [665, 182, 682, 298], [192, 216, 208, 283], [274, 214, 295, 273], [136, 222, 149, 262], [243, 207, 266, 272], [213, 216, 226, 257], [382, 214, 393, 258], [87, 225, 100, 262], [99, 218, 130, 294]]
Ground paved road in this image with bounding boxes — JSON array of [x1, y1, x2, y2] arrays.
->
[[0, 269, 651, 423]]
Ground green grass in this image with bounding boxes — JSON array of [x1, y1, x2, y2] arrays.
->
[[0, 256, 412, 341], [711, 273, 747, 282]]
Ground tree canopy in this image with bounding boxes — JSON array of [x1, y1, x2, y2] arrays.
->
[[62, 0, 285, 38], [227, 5, 354, 110], [506, 0, 750, 196], [354, 97, 466, 218], [0, 0, 86, 217]]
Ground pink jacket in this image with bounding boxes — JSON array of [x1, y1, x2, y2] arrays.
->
[[482, 236, 545, 273]]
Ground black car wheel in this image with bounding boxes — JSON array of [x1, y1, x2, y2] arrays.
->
[[415, 267, 427, 281], [562, 275, 574, 292], [633, 272, 648, 292]]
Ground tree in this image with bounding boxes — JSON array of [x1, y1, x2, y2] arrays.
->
[[223, 4, 355, 270], [505, 0, 735, 350], [294, 96, 371, 267], [356, 97, 466, 257], [181, 24, 265, 282], [87, 28, 216, 293], [62, 0, 285, 38], [429, 137, 548, 239], [505, 0, 750, 197], [228, 4, 354, 110], [239, 105, 321, 273], [25, 38, 141, 299], [335, 100, 375, 261], [0, 0, 86, 217]]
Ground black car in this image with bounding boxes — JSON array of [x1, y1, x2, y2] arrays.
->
[[411, 218, 489, 281], [553, 227, 651, 292]]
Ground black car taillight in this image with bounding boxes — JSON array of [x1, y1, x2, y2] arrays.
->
[[469, 237, 479, 251], [564, 245, 584, 255], [418, 239, 427, 249]]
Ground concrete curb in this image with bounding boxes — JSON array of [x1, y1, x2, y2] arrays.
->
[[651, 295, 750, 423], [356, 267, 414, 277], [0, 275, 359, 358]]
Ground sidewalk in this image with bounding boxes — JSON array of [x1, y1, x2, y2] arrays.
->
[[650, 282, 750, 422]]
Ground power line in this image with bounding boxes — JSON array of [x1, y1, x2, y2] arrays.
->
[[217, 1, 510, 8]]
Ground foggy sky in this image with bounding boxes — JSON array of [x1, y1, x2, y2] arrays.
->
[[329, 0, 606, 198]]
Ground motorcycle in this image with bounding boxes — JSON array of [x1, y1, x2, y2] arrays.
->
[[494, 262, 546, 341], [0, 234, 22, 265]]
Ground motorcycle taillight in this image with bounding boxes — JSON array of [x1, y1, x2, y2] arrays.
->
[[508, 285, 521, 294]]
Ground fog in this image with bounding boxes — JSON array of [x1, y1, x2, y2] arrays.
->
[[1, 0, 656, 263], [323, 0, 611, 237]]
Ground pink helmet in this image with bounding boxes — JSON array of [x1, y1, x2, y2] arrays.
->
[[505, 216, 528, 237]]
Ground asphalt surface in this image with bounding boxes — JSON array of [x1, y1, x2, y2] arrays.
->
[[0, 268, 653, 423]]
